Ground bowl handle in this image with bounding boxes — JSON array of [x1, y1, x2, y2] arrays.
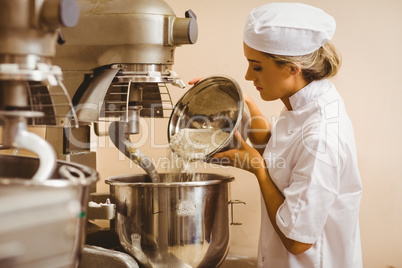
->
[[229, 200, 246, 225], [87, 193, 116, 220]]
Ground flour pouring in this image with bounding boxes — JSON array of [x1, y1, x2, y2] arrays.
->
[[169, 127, 230, 161]]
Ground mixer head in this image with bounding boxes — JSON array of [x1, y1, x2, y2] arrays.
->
[[54, 0, 198, 128]]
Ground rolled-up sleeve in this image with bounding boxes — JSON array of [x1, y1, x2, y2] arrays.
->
[[275, 131, 343, 244]]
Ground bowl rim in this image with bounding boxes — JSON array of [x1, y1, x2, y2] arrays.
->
[[0, 155, 98, 187], [105, 172, 235, 187]]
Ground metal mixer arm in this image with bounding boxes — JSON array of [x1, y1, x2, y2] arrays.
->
[[2, 114, 56, 182], [108, 121, 159, 182]]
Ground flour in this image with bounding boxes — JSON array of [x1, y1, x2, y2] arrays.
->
[[165, 128, 229, 182], [169, 128, 230, 161]]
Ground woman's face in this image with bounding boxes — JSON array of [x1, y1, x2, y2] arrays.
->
[[243, 43, 298, 103]]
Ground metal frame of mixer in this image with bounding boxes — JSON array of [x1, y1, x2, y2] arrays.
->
[[0, 1, 103, 267], [0, 0, 81, 181]]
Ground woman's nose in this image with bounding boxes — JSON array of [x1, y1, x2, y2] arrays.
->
[[245, 67, 253, 81]]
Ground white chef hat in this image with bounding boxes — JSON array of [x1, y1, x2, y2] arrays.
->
[[243, 3, 336, 56]]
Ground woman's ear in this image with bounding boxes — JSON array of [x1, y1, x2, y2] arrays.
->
[[289, 64, 302, 76]]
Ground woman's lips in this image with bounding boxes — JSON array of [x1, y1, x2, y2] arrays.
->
[[256, 86, 263, 91]]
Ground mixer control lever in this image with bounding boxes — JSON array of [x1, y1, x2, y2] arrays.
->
[[57, 30, 66, 45], [185, 9, 197, 20]]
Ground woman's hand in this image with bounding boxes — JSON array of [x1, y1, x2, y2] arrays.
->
[[242, 93, 271, 154], [188, 77, 203, 85], [243, 92, 254, 105], [211, 131, 265, 175]]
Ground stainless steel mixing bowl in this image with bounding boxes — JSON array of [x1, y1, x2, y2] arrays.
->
[[106, 173, 234, 268], [168, 75, 248, 160], [0, 155, 98, 268]]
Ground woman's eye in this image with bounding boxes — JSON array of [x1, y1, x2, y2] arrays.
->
[[253, 67, 262, 71]]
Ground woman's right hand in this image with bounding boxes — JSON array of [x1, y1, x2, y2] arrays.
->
[[211, 131, 265, 175]]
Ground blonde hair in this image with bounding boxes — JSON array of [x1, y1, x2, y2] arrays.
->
[[264, 43, 342, 83]]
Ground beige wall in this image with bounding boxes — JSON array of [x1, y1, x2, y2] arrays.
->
[[93, 0, 402, 267]]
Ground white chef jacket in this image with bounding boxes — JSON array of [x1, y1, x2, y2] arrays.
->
[[258, 79, 362, 268]]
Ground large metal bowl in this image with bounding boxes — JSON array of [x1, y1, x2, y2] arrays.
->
[[168, 75, 248, 160], [0, 155, 98, 268], [106, 173, 234, 268]]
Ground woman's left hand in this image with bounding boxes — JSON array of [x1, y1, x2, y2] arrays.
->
[[211, 131, 265, 175]]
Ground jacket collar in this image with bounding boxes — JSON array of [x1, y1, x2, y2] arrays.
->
[[288, 79, 331, 110]]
